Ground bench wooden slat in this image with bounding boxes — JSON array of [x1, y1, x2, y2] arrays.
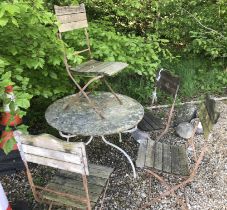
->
[[154, 142, 162, 171], [145, 139, 155, 168], [162, 143, 171, 173]]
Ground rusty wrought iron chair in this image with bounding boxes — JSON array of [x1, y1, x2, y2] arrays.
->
[[14, 131, 113, 210], [54, 4, 128, 118]]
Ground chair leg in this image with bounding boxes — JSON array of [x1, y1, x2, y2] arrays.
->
[[156, 85, 179, 141], [82, 174, 91, 210], [103, 78, 122, 104], [48, 202, 53, 210]]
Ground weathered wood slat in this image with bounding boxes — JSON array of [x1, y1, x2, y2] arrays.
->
[[171, 145, 180, 174], [72, 61, 128, 76], [178, 145, 189, 176], [22, 144, 81, 165], [46, 182, 101, 202], [15, 132, 89, 175], [138, 119, 153, 131], [89, 164, 114, 179], [145, 111, 163, 129], [24, 154, 85, 174], [54, 4, 86, 15], [74, 61, 110, 73], [57, 170, 108, 187], [162, 144, 171, 173], [59, 20, 88, 32], [97, 62, 128, 76], [56, 12, 87, 24], [51, 175, 104, 195], [18, 133, 84, 154], [143, 114, 160, 130], [154, 142, 162, 171], [70, 59, 98, 72], [145, 139, 155, 168], [136, 140, 148, 168], [42, 190, 95, 210]]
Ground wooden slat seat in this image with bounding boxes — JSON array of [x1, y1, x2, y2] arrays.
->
[[70, 60, 128, 76], [138, 110, 164, 131], [42, 164, 113, 209], [136, 139, 189, 176]]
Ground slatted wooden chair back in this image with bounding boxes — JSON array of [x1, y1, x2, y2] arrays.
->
[[154, 69, 180, 141], [14, 131, 91, 210], [156, 70, 180, 96], [54, 4, 91, 57]]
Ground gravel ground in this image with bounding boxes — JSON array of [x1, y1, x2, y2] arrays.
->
[[1, 101, 226, 210]]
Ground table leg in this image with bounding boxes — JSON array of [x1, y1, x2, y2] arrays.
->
[[59, 131, 77, 142], [119, 133, 122, 143], [85, 136, 94, 145], [101, 136, 137, 178]]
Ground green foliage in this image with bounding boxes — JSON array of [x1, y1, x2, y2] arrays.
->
[[85, 0, 227, 59]]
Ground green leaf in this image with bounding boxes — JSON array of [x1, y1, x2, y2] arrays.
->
[[0, 17, 8, 26], [50, 72, 58, 79], [12, 17, 19, 27], [16, 98, 30, 109], [2, 137, 16, 154]]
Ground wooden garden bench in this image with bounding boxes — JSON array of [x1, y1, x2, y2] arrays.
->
[[14, 131, 113, 210], [54, 4, 128, 118]]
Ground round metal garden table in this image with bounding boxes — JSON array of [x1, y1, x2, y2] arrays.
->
[[45, 92, 144, 178]]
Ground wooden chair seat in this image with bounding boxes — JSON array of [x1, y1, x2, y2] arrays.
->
[[70, 59, 128, 76], [42, 164, 113, 209], [136, 139, 189, 176]]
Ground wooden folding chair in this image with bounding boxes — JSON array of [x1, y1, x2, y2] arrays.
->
[[54, 4, 128, 118], [14, 131, 113, 210], [152, 69, 180, 141]]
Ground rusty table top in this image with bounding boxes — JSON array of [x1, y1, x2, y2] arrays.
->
[[45, 92, 144, 136]]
